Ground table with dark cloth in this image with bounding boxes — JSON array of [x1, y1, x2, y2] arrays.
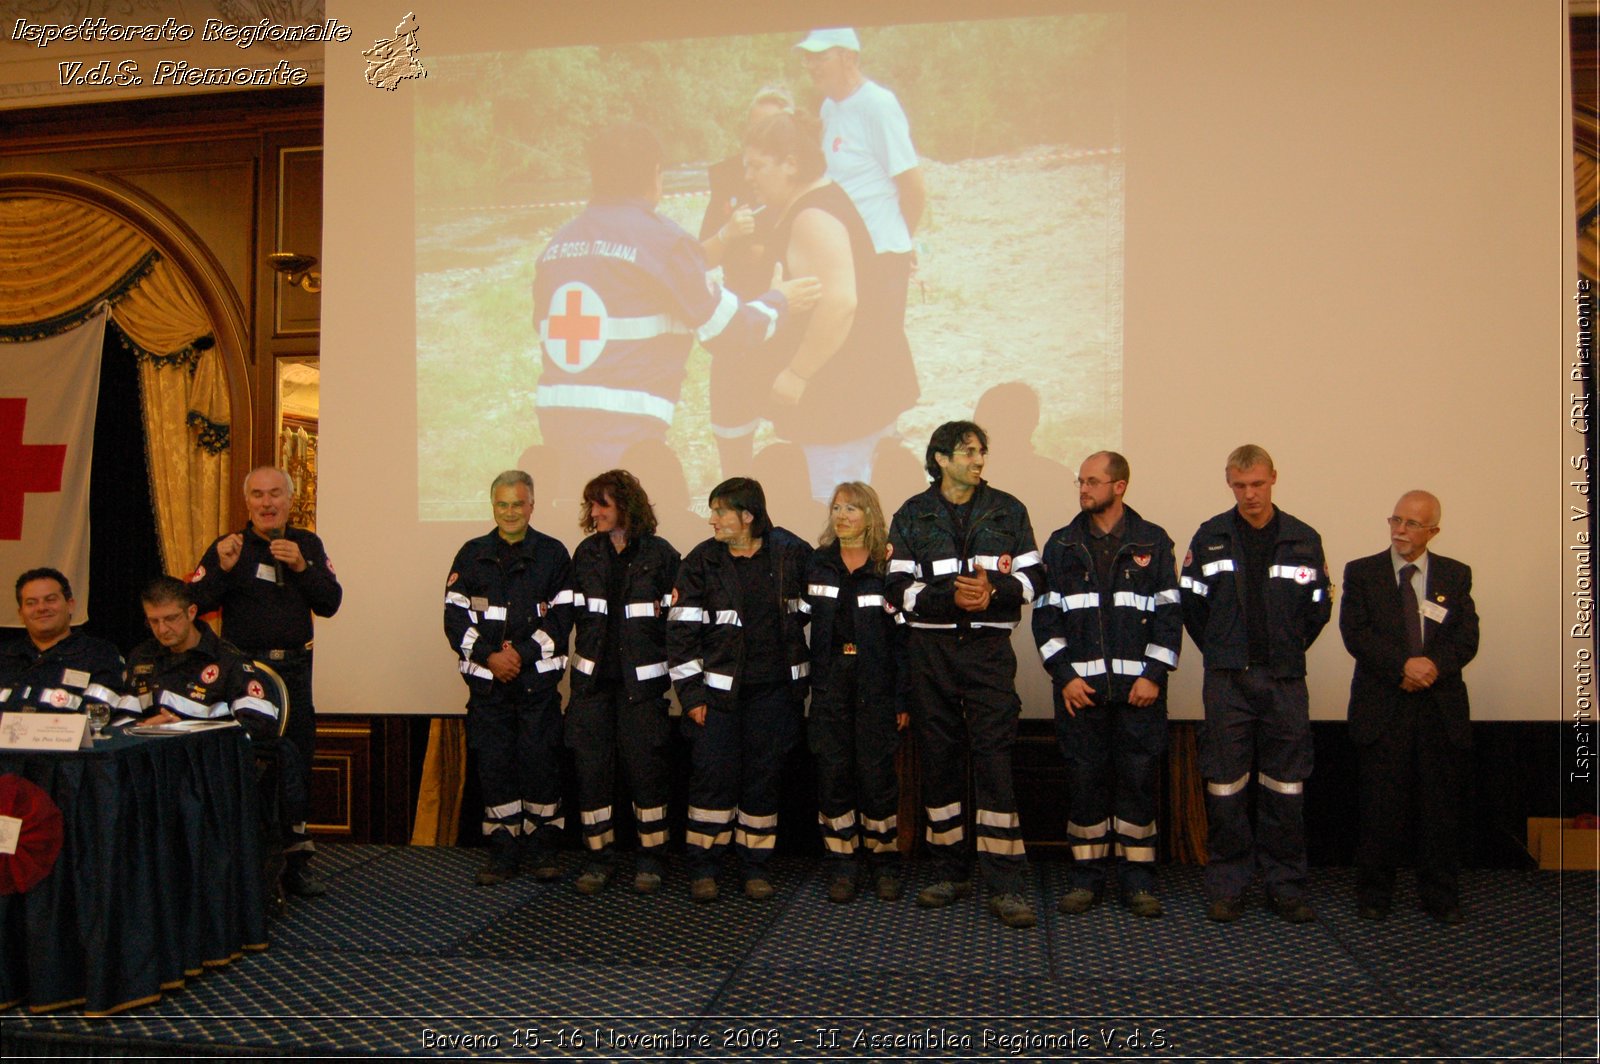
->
[[0, 725, 266, 1015]]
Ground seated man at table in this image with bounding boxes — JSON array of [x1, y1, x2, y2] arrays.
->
[[0, 567, 125, 717], [122, 576, 280, 742]]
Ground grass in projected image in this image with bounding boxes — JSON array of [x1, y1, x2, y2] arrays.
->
[[415, 15, 1124, 523]]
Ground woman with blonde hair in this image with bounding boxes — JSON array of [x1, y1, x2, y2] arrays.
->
[[803, 481, 908, 902]]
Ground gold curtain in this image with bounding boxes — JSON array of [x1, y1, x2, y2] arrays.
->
[[0, 195, 232, 574], [410, 719, 467, 846]]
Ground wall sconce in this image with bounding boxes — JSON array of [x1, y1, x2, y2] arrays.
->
[[268, 252, 322, 294]]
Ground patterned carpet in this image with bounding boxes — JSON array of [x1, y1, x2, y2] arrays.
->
[[1, 845, 1594, 1060]]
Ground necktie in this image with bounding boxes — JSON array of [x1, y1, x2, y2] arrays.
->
[[1399, 563, 1423, 655]]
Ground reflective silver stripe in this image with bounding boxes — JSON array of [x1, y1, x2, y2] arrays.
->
[[604, 312, 688, 340], [819, 810, 857, 831], [119, 694, 143, 712], [624, 601, 657, 618], [1067, 818, 1110, 838], [633, 803, 667, 822], [585, 829, 615, 850], [0, 687, 10, 702], [976, 837, 1026, 855], [638, 830, 669, 847], [581, 806, 613, 826], [1111, 658, 1145, 675], [856, 593, 884, 608], [1039, 637, 1068, 662], [1016, 573, 1036, 604], [670, 660, 702, 681], [685, 829, 733, 848], [976, 809, 1019, 829], [571, 653, 597, 675], [136, 692, 153, 709], [1062, 593, 1100, 611], [926, 824, 964, 845], [668, 606, 705, 623], [488, 799, 521, 819], [1258, 772, 1304, 795], [748, 294, 779, 338], [705, 671, 735, 690], [483, 605, 508, 621], [1181, 576, 1209, 597], [1270, 564, 1316, 581], [160, 689, 229, 719], [790, 662, 810, 681], [523, 800, 559, 817], [739, 810, 778, 829], [445, 591, 472, 608], [693, 287, 741, 343], [823, 836, 857, 854], [785, 597, 805, 614], [1113, 817, 1157, 839], [84, 683, 121, 705], [909, 621, 957, 629], [1201, 559, 1236, 577], [926, 801, 961, 822], [1312, 588, 1326, 602], [660, 593, 673, 608], [461, 660, 493, 680], [232, 696, 279, 719], [634, 661, 669, 681], [808, 583, 840, 598], [904, 582, 925, 612], [586, 597, 609, 614], [1073, 658, 1107, 677], [534, 655, 567, 673], [930, 557, 960, 576], [971, 620, 1017, 630], [549, 588, 575, 606], [571, 592, 587, 608], [1035, 591, 1062, 610], [1113, 591, 1155, 613], [1155, 589, 1181, 606], [969, 554, 1001, 571], [862, 814, 897, 833], [460, 626, 480, 656], [1207, 772, 1250, 797], [714, 609, 742, 626], [865, 837, 897, 853], [536, 383, 675, 424], [1145, 643, 1179, 667], [1119, 844, 1157, 862], [1012, 551, 1041, 569], [687, 806, 735, 824], [482, 821, 521, 837], [888, 559, 917, 575], [734, 829, 776, 850], [1071, 842, 1112, 860]]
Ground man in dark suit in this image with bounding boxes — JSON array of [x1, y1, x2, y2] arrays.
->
[[1340, 490, 1479, 924]]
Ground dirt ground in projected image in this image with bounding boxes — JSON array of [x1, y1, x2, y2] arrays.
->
[[415, 149, 1124, 522]]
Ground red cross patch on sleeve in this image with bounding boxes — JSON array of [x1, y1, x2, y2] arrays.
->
[[201, 664, 220, 684]]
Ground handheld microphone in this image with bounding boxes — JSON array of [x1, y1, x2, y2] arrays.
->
[[265, 527, 286, 587]]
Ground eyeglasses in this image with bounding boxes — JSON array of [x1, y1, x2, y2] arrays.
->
[[1075, 477, 1119, 489], [1386, 516, 1435, 532], [950, 447, 987, 460]]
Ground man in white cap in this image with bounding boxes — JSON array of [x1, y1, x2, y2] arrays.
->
[[796, 27, 926, 340]]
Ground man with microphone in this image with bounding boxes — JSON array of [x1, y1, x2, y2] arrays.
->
[[191, 465, 342, 897]]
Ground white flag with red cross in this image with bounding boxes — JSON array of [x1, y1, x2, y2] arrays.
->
[[0, 311, 105, 622]]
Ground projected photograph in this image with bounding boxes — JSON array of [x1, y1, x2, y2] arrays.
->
[[415, 15, 1125, 535]]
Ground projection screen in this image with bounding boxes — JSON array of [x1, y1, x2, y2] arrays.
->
[[318, 0, 1574, 722]]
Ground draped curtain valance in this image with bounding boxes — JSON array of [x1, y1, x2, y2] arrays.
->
[[0, 195, 232, 574]]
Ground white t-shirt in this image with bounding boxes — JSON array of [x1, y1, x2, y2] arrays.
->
[[820, 79, 919, 255]]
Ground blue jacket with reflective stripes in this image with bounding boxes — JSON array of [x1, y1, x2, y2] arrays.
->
[[532, 197, 788, 424], [443, 529, 572, 698], [884, 482, 1043, 632], [565, 531, 680, 704], [803, 542, 906, 705], [667, 527, 811, 714], [1032, 505, 1182, 704], [1180, 508, 1332, 677]]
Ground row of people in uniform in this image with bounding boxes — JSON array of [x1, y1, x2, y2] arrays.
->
[[439, 421, 1478, 929]]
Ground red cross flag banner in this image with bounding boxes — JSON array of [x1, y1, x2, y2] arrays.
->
[[0, 310, 105, 621]]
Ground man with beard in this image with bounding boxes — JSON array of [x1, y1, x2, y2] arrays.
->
[[1033, 452, 1181, 918]]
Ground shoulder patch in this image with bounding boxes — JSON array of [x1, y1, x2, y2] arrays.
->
[[447, 571, 459, 586], [998, 554, 1012, 574], [201, 664, 220, 684], [1293, 566, 1316, 585], [189, 565, 205, 582], [670, 588, 680, 606], [247, 679, 265, 699], [1183, 550, 1193, 568], [1133, 553, 1151, 567]]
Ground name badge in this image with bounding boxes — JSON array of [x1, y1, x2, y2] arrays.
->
[[1419, 600, 1448, 624], [61, 668, 90, 688], [470, 596, 490, 612], [256, 563, 277, 582]]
